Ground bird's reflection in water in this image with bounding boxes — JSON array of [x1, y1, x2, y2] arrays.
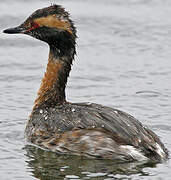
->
[[24, 145, 157, 180]]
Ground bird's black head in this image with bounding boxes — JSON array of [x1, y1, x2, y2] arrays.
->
[[3, 5, 77, 57]]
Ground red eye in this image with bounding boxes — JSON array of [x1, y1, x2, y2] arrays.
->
[[26, 22, 39, 32], [31, 22, 39, 29]]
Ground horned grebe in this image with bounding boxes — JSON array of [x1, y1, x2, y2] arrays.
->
[[3, 5, 168, 162]]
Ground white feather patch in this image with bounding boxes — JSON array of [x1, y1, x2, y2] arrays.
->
[[156, 143, 165, 158], [120, 145, 148, 161]]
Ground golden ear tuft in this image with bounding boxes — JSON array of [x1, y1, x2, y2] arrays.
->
[[34, 15, 72, 34]]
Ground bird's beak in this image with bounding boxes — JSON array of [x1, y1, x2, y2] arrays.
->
[[3, 26, 26, 34]]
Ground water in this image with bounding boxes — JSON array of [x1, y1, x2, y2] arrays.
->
[[0, 0, 171, 179]]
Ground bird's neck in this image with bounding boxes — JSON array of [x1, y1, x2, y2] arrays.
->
[[33, 46, 74, 110]]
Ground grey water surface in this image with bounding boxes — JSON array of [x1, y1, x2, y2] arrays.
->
[[0, 0, 171, 179]]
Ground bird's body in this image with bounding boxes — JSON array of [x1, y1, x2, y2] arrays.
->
[[26, 102, 167, 161], [4, 5, 168, 162]]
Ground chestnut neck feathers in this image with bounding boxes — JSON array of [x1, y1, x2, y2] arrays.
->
[[30, 5, 77, 109], [33, 49, 73, 109]]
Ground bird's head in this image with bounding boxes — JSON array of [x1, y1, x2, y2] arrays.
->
[[3, 5, 76, 55]]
